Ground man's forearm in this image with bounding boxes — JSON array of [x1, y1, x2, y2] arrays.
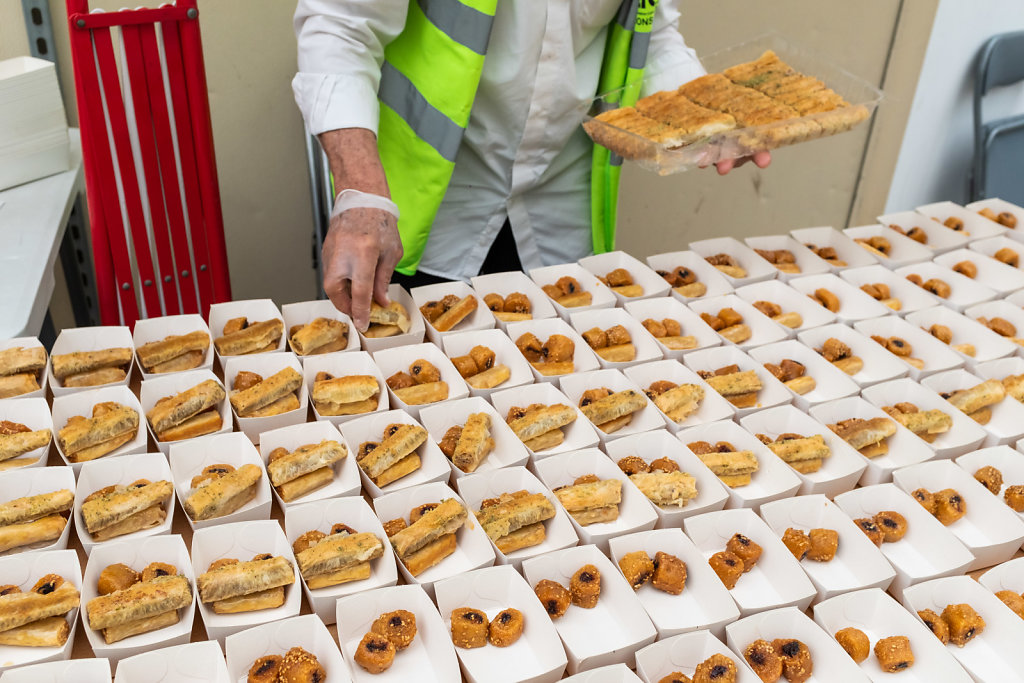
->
[[318, 128, 391, 198]]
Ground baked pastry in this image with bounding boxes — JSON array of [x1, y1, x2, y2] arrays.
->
[[267, 439, 348, 502], [854, 518, 883, 546], [451, 607, 488, 648], [0, 345, 47, 398], [859, 282, 901, 310], [87, 568, 190, 642], [752, 300, 803, 329], [763, 359, 815, 395], [570, 564, 601, 608], [629, 466, 698, 508], [618, 550, 655, 590], [754, 248, 800, 274], [650, 551, 687, 595], [82, 479, 171, 542], [357, 423, 426, 487], [882, 402, 952, 443], [994, 246, 1020, 267], [875, 635, 913, 672], [229, 367, 303, 418], [973, 465, 1003, 494], [582, 325, 636, 362], [709, 551, 744, 589], [810, 287, 840, 313], [995, 590, 1024, 619], [441, 413, 494, 473], [0, 489, 73, 554], [137, 331, 210, 374], [488, 608, 524, 647], [645, 381, 704, 423], [854, 235, 892, 259], [310, 372, 379, 416], [942, 603, 985, 647], [700, 308, 751, 344], [553, 476, 621, 525], [1005, 485, 1024, 512], [288, 317, 349, 356], [703, 253, 747, 279], [365, 301, 412, 338], [147, 378, 225, 442], [354, 632, 396, 673], [873, 510, 908, 542], [888, 223, 928, 244], [516, 333, 576, 376], [388, 498, 467, 576], [805, 243, 847, 267], [939, 378, 1006, 423], [450, 345, 511, 390], [371, 609, 417, 650], [835, 627, 869, 663], [933, 488, 967, 525], [828, 416, 896, 458], [0, 420, 51, 467], [761, 432, 831, 474], [419, 294, 478, 331], [977, 207, 1018, 228], [183, 463, 262, 521], [197, 554, 294, 613], [52, 347, 133, 388], [641, 317, 698, 350], [0, 574, 79, 646], [687, 440, 759, 487], [726, 533, 762, 571], [692, 654, 737, 683], [744, 639, 783, 682], [774, 638, 813, 683], [782, 528, 811, 561], [475, 490, 555, 554], [505, 403, 576, 451], [214, 318, 283, 356], [918, 609, 949, 644], [657, 265, 708, 298], [539, 276, 592, 308], [699, 366, 762, 409], [806, 528, 838, 561], [816, 337, 862, 375], [485, 291, 533, 322], [578, 387, 646, 433], [534, 579, 570, 619], [597, 268, 644, 298], [58, 401, 139, 462], [384, 359, 449, 405]]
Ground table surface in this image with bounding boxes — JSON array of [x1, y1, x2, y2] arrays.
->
[[0, 129, 82, 339]]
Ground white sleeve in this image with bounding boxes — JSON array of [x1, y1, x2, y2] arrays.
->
[[291, 0, 409, 136], [640, 0, 706, 97]]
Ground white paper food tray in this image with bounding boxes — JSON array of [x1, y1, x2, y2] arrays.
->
[[902, 575, 1024, 683], [562, 664, 643, 683], [977, 555, 1024, 596], [0, 657, 109, 683], [893, 263, 997, 313], [372, 481, 495, 596], [439, 328, 534, 398], [505, 318, 601, 385], [954, 445, 1024, 527], [787, 273, 892, 322], [622, 297, 723, 360], [833, 483, 974, 597], [411, 280, 495, 344], [568, 308, 663, 370], [965, 197, 1024, 236], [0, 465, 75, 556], [355, 284, 426, 352], [861, 378, 987, 459], [813, 587, 970, 683], [604, 430, 729, 526], [917, 200, 1008, 241], [733, 279, 837, 334], [853, 315, 965, 381], [74, 452, 174, 554], [726, 606, 871, 683], [760, 494, 896, 602], [301, 350, 388, 427], [81, 535, 196, 663], [686, 294, 789, 350], [0, 396, 52, 470], [964, 299, 1024, 353], [922, 368, 1024, 446], [371, 342, 469, 418], [739, 405, 868, 498], [190, 519, 301, 642], [578, 251, 672, 302], [48, 326, 133, 397], [796, 323, 910, 388], [634, 630, 759, 683], [532, 448, 658, 551], [644, 250, 733, 302], [790, 225, 879, 270], [169, 431, 272, 530], [529, 263, 617, 320], [258, 419, 360, 507], [557, 369, 664, 444], [808, 396, 936, 486], [131, 314, 213, 380], [744, 234, 832, 281], [51, 385, 147, 473], [838, 263, 940, 316], [892, 459, 1024, 570], [225, 614, 349, 683], [608, 528, 740, 640], [470, 270, 559, 332], [419, 396, 530, 479], [878, 210, 968, 253], [688, 237, 778, 286], [336, 408, 451, 497], [623, 361, 735, 433], [223, 352, 309, 442], [521, 544, 656, 674], [139, 369, 231, 456], [113, 641, 227, 683], [905, 306, 1016, 368], [0, 549, 80, 672], [843, 224, 933, 267], [0, 337, 47, 399], [934, 248, 1024, 296], [683, 509, 817, 617], [676, 420, 802, 512], [489, 383, 600, 459], [334, 583, 460, 683], [434, 564, 568, 683], [207, 299, 286, 364], [281, 299, 360, 359], [283, 495, 397, 623], [681, 345, 793, 418], [746, 339, 860, 410], [454, 465, 578, 568]]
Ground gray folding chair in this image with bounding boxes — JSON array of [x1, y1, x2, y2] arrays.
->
[[972, 30, 1024, 203]]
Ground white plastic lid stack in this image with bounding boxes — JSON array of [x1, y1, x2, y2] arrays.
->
[[0, 57, 70, 191]]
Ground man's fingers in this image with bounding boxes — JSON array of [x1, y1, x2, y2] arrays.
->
[[325, 278, 352, 320], [349, 252, 378, 333], [715, 158, 735, 175], [372, 248, 401, 308], [754, 151, 772, 168]]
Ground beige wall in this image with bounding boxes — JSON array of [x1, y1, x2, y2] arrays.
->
[[0, 0, 935, 319]]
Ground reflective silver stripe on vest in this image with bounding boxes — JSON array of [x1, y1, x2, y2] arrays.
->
[[418, 0, 493, 55], [629, 30, 651, 70], [615, 0, 638, 30], [610, 152, 624, 167], [379, 62, 465, 163]]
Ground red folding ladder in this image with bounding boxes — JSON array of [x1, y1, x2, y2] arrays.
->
[[65, 0, 231, 326]]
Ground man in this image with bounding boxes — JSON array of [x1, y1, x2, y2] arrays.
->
[[293, 1, 769, 330]]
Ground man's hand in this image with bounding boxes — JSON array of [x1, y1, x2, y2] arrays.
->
[[714, 151, 772, 175], [322, 207, 403, 332]]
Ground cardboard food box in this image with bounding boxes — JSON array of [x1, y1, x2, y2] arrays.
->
[[528, 263, 617, 320], [557, 369, 665, 445], [853, 315, 965, 381], [112, 641, 228, 683], [51, 385, 147, 474], [796, 322, 910, 388], [843, 224, 932, 268], [505, 318, 601, 385], [644, 249, 734, 302], [48, 326, 133, 398], [0, 657, 109, 683], [922, 367, 1024, 447], [439, 328, 534, 399], [470, 270, 559, 332], [686, 294, 789, 350], [138, 369, 231, 456], [634, 630, 759, 683], [0, 336, 48, 399], [207, 299, 286, 364], [933, 247, 1024, 297], [411, 280, 495, 345], [916, 200, 1008, 241], [281, 299, 360, 359], [746, 338, 860, 411], [222, 352, 309, 442], [301, 350, 389, 426], [224, 614, 348, 683], [623, 360, 736, 434], [488, 382, 600, 459], [682, 345, 793, 419], [355, 284, 426, 353], [371, 342, 469, 418], [838, 263, 940, 317], [577, 250, 671, 302], [131, 314, 213, 380], [787, 273, 893, 323], [0, 396, 53, 470], [419, 395, 530, 480], [733, 279, 837, 334], [954, 444, 1024, 527], [878, 210, 968, 254], [568, 307, 664, 370], [905, 306, 1016, 369], [257, 419, 360, 508], [622, 297, 723, 360], [893, 262, 996, 314], [0, 465, 75, 554], [688, 237, 778, 287], [744, 234, 832, 281], [790, 225, 878, 271]]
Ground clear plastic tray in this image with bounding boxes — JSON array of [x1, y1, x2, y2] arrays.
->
[[583, 34, 882, 175]]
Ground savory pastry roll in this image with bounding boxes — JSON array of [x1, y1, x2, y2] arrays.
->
[[392, 381, 449, 405], [86, 573, 191, 631], [267, 439, 347, 489], [0, 489, 75, 527], [0, 576, 80, 633], [945, 378, 1006, 416], [765, 434, 831, 474], [829, 416, 896, 456], [136, 331, 210, 373], [0, 615, 71, 647], [213, 318, 283, 356], [183, 463, 263, 521], [311, 373, 379, 415], [0, 422, 52, 463], [0, 515, 69, 554], [366, 301, 412, 337], [0, 346, 47, 378], [883, 403, 952, 441], [229, 367, 303, 417], [197, 555, 294, 604], [690, 443, 759, 487], [51, 347, 133, 384], [356, 424, 427, 480], [451, 413, 494, 473], [704, 369, 762, 405], [474, 491, 555, 544], [629, 470, 698, 507], [506, 404, 577, 444], [295, 531, 384, 579], [389, 498, 467, 560], [147, 378, 225, 437], [289, 317, 349, 355], [634, 88, 737, 142], [0, 373, 41, 399], [58, 402, 139, 462], [650, 383, 704, 422], [553, 478, 621, 525], [81, 479, 172, 540], [579, 389, 646, 431]]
